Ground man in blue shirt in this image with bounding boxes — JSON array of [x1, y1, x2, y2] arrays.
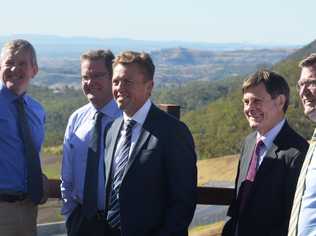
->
[[0, 39, 46, 236], [61, 49, 121, 236], [288, 53, 316, 236]]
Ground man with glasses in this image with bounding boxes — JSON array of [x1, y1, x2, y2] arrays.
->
[[288, 53, 316, 236], [61, 50, 121, 236], [103, 51, 197, 236]]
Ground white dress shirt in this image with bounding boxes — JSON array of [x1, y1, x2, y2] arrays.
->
[[114, 99, 152, 161]]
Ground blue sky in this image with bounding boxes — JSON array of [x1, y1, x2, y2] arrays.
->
[[1, 0, 315, 45]]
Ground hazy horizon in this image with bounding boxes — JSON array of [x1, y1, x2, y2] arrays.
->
[[1, 0, 315, 45]]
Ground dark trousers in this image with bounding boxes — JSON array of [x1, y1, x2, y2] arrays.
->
[[104, 220, 121, 236], [66, 205, 105, 236]]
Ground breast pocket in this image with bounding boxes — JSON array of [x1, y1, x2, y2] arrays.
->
[[138, 148, 160, 165]]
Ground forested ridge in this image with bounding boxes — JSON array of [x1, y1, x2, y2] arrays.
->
[[29, 40, 316, 159]]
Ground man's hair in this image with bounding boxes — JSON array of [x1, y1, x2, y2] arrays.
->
[[242, 69, 290, 112], [80, 49, 115, 78], [113, 51, 155, 80], [299, 53, 316, 68], [1, 39, 37, 67]]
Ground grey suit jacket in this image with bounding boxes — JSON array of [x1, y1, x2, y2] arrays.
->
[[223, 121, 308, 236], [104, 104, 197, 236]]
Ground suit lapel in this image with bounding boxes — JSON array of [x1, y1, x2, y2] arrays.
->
[[247, 122, 288, 194], [260, 120, 290, 164], [264, 143, 278, 160], [105, 118, 123, 190], [123, 127, 150, 179], [121, 104, 157, 181], [239, 133, 257, 185]]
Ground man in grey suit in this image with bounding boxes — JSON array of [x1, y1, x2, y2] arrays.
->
[[223, 69, 308, 236], [288, 53, 316, 236], [104, 51, 197, 236]]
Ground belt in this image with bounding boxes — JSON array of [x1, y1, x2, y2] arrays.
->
[[0, 193, 27, 202]]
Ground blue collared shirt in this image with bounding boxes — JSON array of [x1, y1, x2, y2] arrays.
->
[[61, 100, 121, 218], [0, 82, 45, 193], [298, 146, 316, 235]]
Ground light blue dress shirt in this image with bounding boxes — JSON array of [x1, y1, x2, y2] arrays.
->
[[298, 148, 316, 236], [256, 119, 285, 167], [61, 100, 121, 219], [0, 82, 45, 193]]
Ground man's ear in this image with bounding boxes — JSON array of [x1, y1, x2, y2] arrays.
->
[[146, 80, 154, 96], [31, 64, 38, 79], [276, 94, 286, 111]]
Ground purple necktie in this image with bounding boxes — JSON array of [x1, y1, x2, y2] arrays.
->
[[246, 139, 264, 181], [239, 139, 264, 213]]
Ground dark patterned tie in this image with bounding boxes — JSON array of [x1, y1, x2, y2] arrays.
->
[[82, 111, 104, 218], [16, 97, 43, 204], [239, 139, 264, 213], [107, 119, 136, 229]]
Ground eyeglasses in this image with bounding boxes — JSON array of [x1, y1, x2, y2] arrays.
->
[[81, 73, 109, 82], [296, 80, 316, 91]]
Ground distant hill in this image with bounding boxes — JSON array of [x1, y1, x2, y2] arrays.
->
[[151, 47, 294, 65], [31, 47, 295, 88], [285, 39, 316, 61], [183, 40, 316, 159], [0, 34, 300, 57], [152, 47, 295, 86]]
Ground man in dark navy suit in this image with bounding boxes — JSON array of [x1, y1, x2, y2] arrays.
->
[[104, 51, 197, 236]]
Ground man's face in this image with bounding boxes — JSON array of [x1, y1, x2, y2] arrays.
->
[[0, 49, 37, 95], [243, 83, 285, 135], [298, 66, 316, 122], [112, 63, 153, 117], [81, 58, 112, 108]]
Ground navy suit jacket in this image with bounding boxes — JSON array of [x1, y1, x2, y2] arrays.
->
[[222, 121, 308, 236], [104, 104, 197, 236]]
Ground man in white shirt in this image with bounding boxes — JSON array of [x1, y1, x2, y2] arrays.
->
[[61, 50, 121, 236], [104, 51, 197, 236]]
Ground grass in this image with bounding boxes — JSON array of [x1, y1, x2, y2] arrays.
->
[[189, 221, 225, 236], [197, 154, 239, 185]]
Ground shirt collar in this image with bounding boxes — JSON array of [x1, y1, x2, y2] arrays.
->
[[90, 99, 120, 119], [257, 118, 286, 149], [0, 81, 29, 105], [123, 99, 152, 126]]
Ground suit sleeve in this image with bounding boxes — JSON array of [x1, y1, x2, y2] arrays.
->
[[155, 122, 197, 236], [270, 148, 307, 236]]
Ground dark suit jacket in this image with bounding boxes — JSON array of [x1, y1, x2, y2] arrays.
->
[[222, 121, 308, 236], [104, 104, 197, 236]]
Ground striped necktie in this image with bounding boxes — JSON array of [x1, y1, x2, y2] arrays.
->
[[82, 111, 104, 218], [107, 119, 136, 229], [16, 97, 43, 204], [288, 129, 316, 236]]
